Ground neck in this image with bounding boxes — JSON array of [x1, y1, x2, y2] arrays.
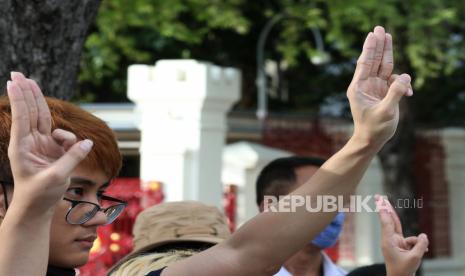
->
[[283, 244, 323, 276]]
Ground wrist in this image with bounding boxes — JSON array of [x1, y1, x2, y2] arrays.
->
[[347, 134, 383, 156], [7, 195, 56, 224]]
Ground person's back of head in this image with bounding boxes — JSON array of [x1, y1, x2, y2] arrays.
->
[[108, 201, 231, 276], [110, 243, 208, 276], [255, 156, 326, 207]]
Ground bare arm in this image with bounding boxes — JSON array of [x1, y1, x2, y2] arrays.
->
[[0, 73, 92, 275], [163, 26, 414, 276], [0, 199, 55, 275]]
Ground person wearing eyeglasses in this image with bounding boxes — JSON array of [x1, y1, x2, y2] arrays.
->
[[0, 72, 126, 276]]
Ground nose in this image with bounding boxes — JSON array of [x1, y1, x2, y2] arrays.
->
[[82, 209, 107, 227]]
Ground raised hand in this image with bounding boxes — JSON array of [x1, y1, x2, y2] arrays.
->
[[347, 26, 413, 148], [375, 195, 428, 276], [6, 72, 93, 213]]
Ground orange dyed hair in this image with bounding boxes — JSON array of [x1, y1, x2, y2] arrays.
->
[[0, 95, 122, 183]]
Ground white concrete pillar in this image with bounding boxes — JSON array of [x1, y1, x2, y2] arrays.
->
[[441, 128, 465, 260], [128, 60, 241, 207], [352, 157, 384, 266], [421, 128, 465, 276]]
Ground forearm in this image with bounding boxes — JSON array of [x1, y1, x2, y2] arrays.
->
[[0, 200, 54, 276], [225, 136, 380, 274]]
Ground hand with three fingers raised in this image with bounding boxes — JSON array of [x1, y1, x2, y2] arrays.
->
[[6, 72, 93, 215], [347, 26, 414, 150]]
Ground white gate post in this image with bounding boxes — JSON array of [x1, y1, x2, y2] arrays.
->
[[127, 60, 241, 206]]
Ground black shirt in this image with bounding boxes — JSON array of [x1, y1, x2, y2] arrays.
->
[[46, 265, 76, 276], [146, 267, 167, 276]]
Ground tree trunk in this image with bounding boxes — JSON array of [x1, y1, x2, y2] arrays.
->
[[0, 0, 101, 100], [379, 100, 419, 236], [379, 100, 423, 276]]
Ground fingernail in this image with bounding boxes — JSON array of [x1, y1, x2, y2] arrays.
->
[[6, 81, 11, 89], [398, 74, 411, 84], [407, 88, 413, 96], [10, 71, 19, 79], [80, 139, 93, 151]]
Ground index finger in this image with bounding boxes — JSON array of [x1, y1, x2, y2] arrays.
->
[[385, 197, 403, 236], [376, 195, 395, 236], [353, 32, 376, 81], [370, 26, 386, 77], [7, 81, 30, 143]]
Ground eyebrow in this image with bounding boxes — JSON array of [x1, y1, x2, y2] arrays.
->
[[70, 177, 110, 189]]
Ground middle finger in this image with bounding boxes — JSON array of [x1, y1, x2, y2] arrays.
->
[[370, 26, 386, 77]]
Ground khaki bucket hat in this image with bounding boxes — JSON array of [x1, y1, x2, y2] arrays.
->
[[108, 201, 231, 273]]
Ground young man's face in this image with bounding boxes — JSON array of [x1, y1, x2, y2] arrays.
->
[[48, 165, 110, 268]]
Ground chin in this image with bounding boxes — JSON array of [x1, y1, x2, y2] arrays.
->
[[51, 253, 90, 269], [74, 255, 90, 268]]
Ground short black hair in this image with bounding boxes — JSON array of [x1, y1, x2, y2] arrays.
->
[[255, 156, 326, 206]]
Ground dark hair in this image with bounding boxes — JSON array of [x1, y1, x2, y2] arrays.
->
[[255, 156, 326, 206], [0, 181, 10, 209], [347, 263, 386, 276]]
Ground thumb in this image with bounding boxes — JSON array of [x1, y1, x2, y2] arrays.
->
[[381, 74, 412, 108], [50, 139, 93, 178], [409, 233, 429, 257]]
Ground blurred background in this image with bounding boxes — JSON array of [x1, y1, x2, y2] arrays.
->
[[1, 1, 465, 275]]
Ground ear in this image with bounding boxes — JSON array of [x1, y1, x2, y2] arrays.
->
[[258, 201, 264, 212]]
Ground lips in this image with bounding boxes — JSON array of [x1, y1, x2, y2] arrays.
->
[[75, 235, 97, 249], [76, 235, 97, 243]]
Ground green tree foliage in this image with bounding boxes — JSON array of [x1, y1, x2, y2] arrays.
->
[[323, 0, 465, 125], [78, 0, 249, 102], [78, 0, 465, 124]]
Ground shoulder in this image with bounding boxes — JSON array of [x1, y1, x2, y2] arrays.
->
[[322, 253, 347, 276], [274, 266, 292, 276]]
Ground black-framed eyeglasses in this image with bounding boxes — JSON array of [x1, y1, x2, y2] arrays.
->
[[63, 195, 127, 225]]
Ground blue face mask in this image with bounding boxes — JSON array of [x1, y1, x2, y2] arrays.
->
[[311, 212, 345, 249]]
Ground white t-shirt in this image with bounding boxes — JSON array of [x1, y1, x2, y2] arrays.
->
[[274, 252, 347, 276]]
